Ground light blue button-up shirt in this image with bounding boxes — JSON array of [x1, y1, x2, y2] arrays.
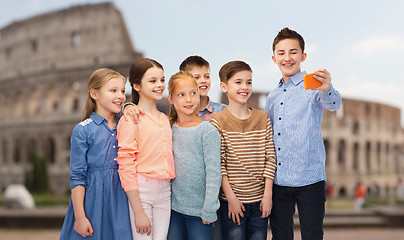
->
[[265, 71, 341, 187]]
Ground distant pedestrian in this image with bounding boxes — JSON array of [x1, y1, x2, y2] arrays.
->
[[396, 179, 404, 201], [355, 182, 366, 211], [59, 68, 132, 239]]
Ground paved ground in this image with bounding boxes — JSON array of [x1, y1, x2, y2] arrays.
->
[[1, 228, 404, 240]]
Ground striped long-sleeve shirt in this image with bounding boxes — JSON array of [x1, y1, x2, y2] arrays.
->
[[210, 108, 277, 203]]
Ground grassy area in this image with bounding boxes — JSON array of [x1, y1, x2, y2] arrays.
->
[[0, 193, 70, 207], [31, 193, 70, 206]]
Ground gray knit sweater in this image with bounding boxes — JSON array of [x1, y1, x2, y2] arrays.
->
[[171, 121, 222, 222]]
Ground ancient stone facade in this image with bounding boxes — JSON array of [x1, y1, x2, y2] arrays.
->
[[0, 3, 142, 195], [222, 92, 404, 198]]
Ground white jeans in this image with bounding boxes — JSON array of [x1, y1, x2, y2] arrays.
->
[[129, 174, 171, 240]]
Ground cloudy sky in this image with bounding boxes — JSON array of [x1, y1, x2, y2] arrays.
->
[[1, 0, 404, 124]]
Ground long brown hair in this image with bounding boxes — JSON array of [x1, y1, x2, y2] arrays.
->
[[168, 71, 199, 125], [129, 58, 164, 104], [82, 68, 125, 121]]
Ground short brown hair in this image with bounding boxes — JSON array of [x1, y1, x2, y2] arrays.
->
[[179, 55, 210, 72], [219, 61, 252, 83], [272, 27, 305, 53]]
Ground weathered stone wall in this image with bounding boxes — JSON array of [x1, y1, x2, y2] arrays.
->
[[0, 2, 142, 195]]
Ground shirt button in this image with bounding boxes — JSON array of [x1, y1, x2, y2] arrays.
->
[[329, 92, 331, 95], [278, 133, 281, 136], [279, 117, 282, 120], [164, 154, 167, 158], [113, 146, 116, 148], [278, 162, 282, 166], [284, 89, 286, 92], [114, 158, 116, 161], [112, 133, 114, 136], [163, 140, 166, 142], [333, 102, 336, 104], [278, 147, 281, 151], [280, 102, 283, 105]]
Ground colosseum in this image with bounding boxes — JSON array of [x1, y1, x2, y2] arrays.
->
[[0, 2, 142, 195], [1, 2, 403, 198]]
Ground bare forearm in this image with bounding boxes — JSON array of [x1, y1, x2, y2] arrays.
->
[[71, 185, 86, 220]]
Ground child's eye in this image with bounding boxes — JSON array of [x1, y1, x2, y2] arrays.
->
[[111, 89, 117, 92], [161, 79, 165, 83], [247, 81, 252, 85], [191, 91, 197, 95], [178, 93, 184, 97], [121, 90, 126, 94]]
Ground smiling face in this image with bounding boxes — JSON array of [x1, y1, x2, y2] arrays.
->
[[272, 38, 307, 82], [169, 78, 199, 117], [220, 70, 252, 105], [91, 77, 126, 118], [134, 67, 165, 102], [187, 65, 211, 98]]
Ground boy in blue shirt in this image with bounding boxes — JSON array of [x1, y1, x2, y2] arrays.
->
[[265, 27, 341, 240]]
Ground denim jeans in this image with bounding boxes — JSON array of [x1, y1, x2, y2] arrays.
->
[[167, 210, 212, 240], [219, 200, 268, 240], [269, 181, 326, 240]]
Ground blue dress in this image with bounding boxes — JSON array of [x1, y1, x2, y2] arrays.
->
[[60, 113, 132, 240]]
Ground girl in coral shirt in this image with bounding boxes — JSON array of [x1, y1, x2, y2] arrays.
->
[[116, 58, 175, 240]]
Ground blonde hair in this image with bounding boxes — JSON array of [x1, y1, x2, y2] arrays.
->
[[82, 68, 125, 121], [168, 71, 199, 125]]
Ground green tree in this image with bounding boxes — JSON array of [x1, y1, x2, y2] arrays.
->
[[25, 153, 50, 193]]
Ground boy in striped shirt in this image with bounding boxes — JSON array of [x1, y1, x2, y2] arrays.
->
[[210, 61, 277, 240]]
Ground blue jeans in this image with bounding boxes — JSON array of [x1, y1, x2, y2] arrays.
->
[[167, 210, 212, 240], [269, 181, 326, 240], [211, 210, 222, 240], [220, 200, 268, 240]]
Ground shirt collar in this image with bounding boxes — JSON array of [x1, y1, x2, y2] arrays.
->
[[277, 71, 307, 87], [90, 112, 105, 125], [200, 97, 213, 113]]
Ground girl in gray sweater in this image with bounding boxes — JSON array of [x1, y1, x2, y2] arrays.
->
[[166, 71, 222, 240]]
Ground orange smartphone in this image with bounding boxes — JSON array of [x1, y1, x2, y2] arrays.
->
[[304, 73, 322, 90]]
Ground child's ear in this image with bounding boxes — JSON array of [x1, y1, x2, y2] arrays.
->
[[168, 95, 173, 104], [89, 89, 98, 100], [219, 82, 227, 93], [301, 52, 307, 62], [133, 83, 141, 92], [272, 55, 277, 64]]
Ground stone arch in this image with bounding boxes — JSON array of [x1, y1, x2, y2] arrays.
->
[[338, 186, 347, 197], [45, 85, 58, 114], [366, 142, 371, 173], [338, 140, 346, 169], [14, 138, 21, 163], [324, 139, 330, 166], [15, 90, 24, 117], [44, 137, 56, 164], [353, 121, 360, 135], [353, 143, 359, 172], [28, 87, 40, 116]]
